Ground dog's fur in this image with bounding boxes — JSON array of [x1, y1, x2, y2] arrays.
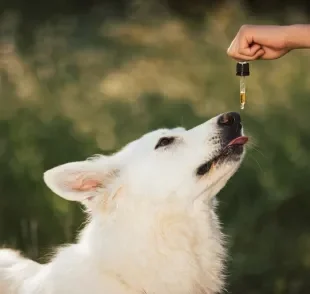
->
[[0, 112, 247, 294]]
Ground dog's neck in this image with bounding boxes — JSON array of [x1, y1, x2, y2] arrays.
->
[[79, 198, 226, 294]]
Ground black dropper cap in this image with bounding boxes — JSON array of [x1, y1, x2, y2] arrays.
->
[[236, 62, 250, 76]]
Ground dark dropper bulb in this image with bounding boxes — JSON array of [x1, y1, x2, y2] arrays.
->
[[236, 62, 250, 76]]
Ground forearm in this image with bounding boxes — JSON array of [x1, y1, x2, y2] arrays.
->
[[285, 24, 310, 49]]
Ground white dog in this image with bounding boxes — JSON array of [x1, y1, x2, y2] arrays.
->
[[0, 112, 248, 294]]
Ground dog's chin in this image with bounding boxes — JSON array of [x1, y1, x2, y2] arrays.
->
[[196, 136, 248, 177], [215, 144, 245, 164]]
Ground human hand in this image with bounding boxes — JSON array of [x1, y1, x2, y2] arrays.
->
[[227, 25, 292, 61]]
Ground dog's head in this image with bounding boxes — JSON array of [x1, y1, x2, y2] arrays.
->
[[44, 112, 247, 210]]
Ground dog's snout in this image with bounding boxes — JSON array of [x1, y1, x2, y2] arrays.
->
[[217, 112, 243, 145], [218, 112, 241, 128]]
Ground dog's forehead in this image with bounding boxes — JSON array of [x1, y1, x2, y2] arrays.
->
[[142, 128, 174, 139], [137, 127, 186, 146], [115, 127, 186, 159], [124, 129, 171, 152]]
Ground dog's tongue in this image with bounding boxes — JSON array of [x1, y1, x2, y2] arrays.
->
[[227, 136, 248, 146]]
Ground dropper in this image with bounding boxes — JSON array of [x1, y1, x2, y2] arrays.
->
[[236, 62, 250, 110]]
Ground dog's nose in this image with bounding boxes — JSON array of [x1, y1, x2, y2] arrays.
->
[[217, 112, 241, 127]]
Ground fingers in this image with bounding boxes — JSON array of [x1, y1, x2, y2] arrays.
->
[[227, 41, 265, 61], [227, 25, 254, 60], [237, 25, 254, 55]]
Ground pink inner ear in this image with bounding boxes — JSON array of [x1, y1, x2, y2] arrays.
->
[[71, 177, 101, 192]]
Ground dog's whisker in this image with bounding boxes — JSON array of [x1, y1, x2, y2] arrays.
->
[[249, 154, 264, 173], [249, 145, 268, 159]]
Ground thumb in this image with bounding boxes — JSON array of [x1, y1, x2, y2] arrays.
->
[[252, 48, 265, 60], [239, 43, 261, 57]]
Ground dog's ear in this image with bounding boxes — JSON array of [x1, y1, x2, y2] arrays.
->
[[43, 160, 118, 203]]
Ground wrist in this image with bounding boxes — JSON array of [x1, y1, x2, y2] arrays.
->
[[285, 24, 310, 49]]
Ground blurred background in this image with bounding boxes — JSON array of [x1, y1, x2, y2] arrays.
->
[[1, 0, 310, 293]]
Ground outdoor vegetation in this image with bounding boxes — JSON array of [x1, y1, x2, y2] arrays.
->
[[1, 1, 310, 293]]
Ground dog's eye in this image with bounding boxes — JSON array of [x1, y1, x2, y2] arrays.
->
[[155, 137, 175, 149]]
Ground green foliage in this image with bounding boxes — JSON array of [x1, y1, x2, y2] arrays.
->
[[1, 2, 310, 293]]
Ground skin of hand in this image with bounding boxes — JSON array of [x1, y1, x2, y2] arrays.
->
[[227, 25, 293, 61]]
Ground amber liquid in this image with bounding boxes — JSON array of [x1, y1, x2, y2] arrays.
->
[[240, 92, 246, 109]]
